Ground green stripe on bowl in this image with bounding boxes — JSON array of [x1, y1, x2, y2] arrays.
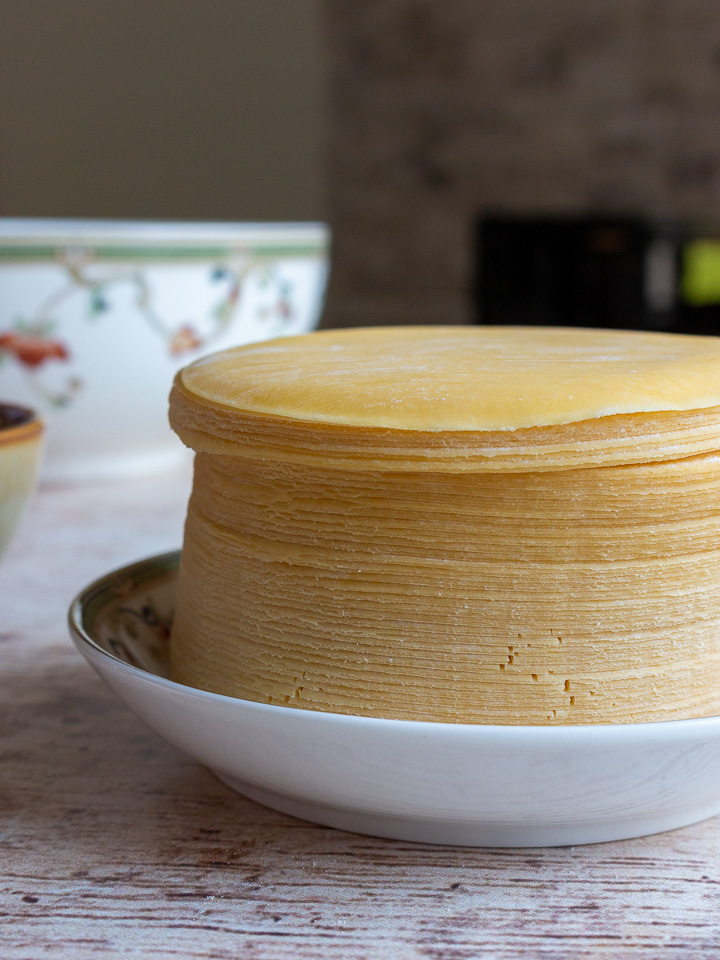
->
[[0, 243, 327, 262]]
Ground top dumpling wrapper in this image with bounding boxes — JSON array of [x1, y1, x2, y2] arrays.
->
[[176, 326, 720, 431]]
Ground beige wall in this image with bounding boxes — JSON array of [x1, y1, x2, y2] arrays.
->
[[0, 0, 327, 221]]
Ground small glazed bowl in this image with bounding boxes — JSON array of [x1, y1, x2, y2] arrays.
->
[[0, 403, 44, 559], [69, 551, 720, 847], [0, 219, 329, 482]]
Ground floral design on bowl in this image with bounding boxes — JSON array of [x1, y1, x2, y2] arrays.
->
[[0, 220, 329, 480], [0, 234, 325, 408]]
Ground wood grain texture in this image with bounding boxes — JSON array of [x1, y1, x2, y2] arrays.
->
[[2, 465, 720, 959]]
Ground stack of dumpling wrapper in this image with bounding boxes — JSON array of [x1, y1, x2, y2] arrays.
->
[[169, 326, 720, 724]]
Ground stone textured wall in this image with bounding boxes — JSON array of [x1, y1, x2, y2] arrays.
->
[[324, 0, 720, 327]]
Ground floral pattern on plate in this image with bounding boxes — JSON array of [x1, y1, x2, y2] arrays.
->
[[86, 552, 179, 679]]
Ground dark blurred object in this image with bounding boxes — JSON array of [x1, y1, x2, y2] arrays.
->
[[475, 216, 720, 335]]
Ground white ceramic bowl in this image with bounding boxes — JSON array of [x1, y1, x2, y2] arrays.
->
[[68, 551, 720, 847], [0, 219, 329, 481]]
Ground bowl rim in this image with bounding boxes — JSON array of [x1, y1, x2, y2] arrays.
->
[[0, 217, 330, 246], [68, 549, 720, 742], [0, 402, 44, 442]]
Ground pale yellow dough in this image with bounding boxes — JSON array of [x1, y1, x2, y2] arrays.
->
[[169, 326, 720, 724], [177, 325, 720, 430]]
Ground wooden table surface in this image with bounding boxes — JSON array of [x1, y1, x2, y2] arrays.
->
[[3, 463, 720, 959]]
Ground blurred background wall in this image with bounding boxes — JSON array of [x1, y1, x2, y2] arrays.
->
[[325, 0, 720, 327], [0, 0, 327, 221], [2, 0, 720, 328]]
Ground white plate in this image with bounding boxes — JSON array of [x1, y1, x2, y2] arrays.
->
[[68, 552, 720, 847]]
